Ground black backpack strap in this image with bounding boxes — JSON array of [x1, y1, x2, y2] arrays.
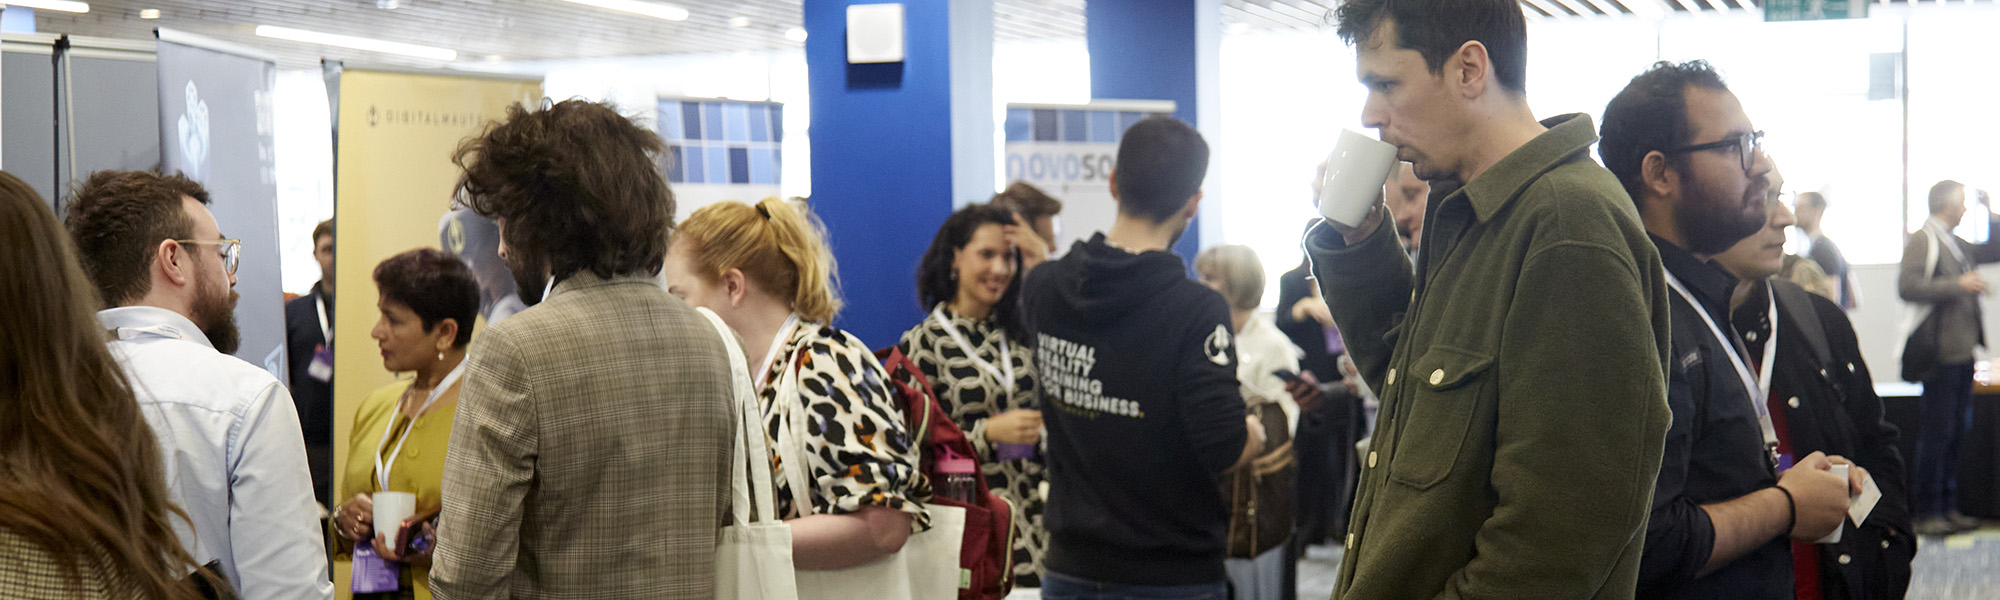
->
[[1770, 280, 1833, 370]]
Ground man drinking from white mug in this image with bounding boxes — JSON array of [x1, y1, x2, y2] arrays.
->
[[1303, 0, 1673, 598]]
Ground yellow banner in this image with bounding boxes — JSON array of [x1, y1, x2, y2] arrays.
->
[[329, 67, 539, 599]]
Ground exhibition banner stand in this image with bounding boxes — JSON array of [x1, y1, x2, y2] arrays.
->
[[156, 28, 287, 378], [1, 32, 59, 207], [55, 35, 159, 209], [1002, 100, 1175, 252], [324, 62, 540, 598]]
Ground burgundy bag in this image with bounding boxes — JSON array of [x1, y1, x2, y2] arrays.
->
[[875, 347, 1017, 600]]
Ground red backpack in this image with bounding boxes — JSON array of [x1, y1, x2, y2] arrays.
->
[[874, 347, 1017, 600]]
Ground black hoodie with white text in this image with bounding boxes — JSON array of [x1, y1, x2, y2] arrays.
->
[[1023, 233, 1247, 586]]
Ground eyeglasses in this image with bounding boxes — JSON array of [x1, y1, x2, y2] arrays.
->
[[1663, 130, 1765, 173], [175, 239, 241, 275]]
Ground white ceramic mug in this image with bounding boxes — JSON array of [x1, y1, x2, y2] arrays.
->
[[373, 491, 417, 537], [1317, 129, 1401, 228]]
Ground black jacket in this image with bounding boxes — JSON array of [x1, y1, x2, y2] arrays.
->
[[1644, 237, 1789, 600], [1275, 259, 1340, 382], [1734, 280, 1915, 600], [1024, 233, 1247, 585], [282, 283, 334, 504]]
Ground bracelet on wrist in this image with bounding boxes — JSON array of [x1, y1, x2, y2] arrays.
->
[[1773, 486, 1797, 537]]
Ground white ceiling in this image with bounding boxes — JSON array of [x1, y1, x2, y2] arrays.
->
[[19, 0, 1782, 70]]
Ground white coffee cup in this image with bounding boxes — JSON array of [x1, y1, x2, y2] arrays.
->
[[373, 491, 417, 537], [1317, 129, 1402, 228], [1814, 464, 1851, 544]]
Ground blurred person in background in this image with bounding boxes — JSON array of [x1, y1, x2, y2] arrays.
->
[[899, 203, 1047, 585], [67, 169, 333, 599], [992, 181, 1064, 261], [439, 209, 529, 324], [663, 197, 931, 570], [1899, 180, 2000, 537], [1793, 192, 1857, 310], [284, 218, 338, 508], [332, 248, 481, 600], [1382, 162, 1430, 256], [0, 170, 227, 599], [1196, 243, 1308, 600], [432, 99, 735, 599]]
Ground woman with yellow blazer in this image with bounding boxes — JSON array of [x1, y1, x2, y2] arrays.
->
[[331, 248, 481, 600]]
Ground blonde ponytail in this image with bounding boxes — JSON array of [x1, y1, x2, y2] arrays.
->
[[678, 197, 842, 323]]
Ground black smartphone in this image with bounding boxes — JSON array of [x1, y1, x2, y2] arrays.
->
[[1273, 369, 1303, 384], [398, 510, 441, 556]]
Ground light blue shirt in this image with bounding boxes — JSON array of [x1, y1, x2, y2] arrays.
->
[[100, 306, 334, 600]]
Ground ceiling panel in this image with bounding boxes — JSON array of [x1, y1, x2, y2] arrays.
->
[[17, 0, 1849, 72]]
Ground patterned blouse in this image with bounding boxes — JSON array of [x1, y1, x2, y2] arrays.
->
[[760, 322, 930, 530], [896, 305, 1047, 583]]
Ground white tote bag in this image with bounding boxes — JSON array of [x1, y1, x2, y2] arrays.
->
[[703, 308, 802, 600], [772, 346, 966, 600]]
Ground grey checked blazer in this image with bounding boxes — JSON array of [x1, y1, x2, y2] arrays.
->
[[431, 273, 734, 599]]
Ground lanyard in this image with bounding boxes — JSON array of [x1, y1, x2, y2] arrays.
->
[[113, 323, 192, 343], [1664, 272, 1780, 459], [755, 314, 802, 393], [930, 305, 1016, 399], [1755, 288, 1778, 396], [374, 361, 466, 492], [315, 293, 332, 345]]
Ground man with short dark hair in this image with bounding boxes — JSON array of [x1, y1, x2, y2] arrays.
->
[[1306, 1, 1672, 597], [1025, 115, 1260, 598], [1601, 60, 1855, 599], [1899, 179, 2000, 537], [284, 218, 336, 507], [1793, 192, 1858, 310], [1710, 171, 1916, 599], [431, 99, 735, 599], [67, 169, 334, 599]]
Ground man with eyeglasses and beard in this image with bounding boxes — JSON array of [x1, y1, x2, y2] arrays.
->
[[1601, 61, 1858, 599], [66, 169, 334, 599]]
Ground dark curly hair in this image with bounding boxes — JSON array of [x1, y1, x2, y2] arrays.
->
[[63, 170, 212, 307], [916, 204, 1026, 341], [454, 99, 675, 282], [1600, 60, 1729, 210], [373, 248, 481, 348]]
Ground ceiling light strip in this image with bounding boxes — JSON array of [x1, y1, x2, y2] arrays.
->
[[254, 25, 457, 61], [555, 0, 689, 21], [3, 0, 88, 14]]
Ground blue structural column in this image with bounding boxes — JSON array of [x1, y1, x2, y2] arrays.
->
[[805, 0, 994, 348], [1086, 0, 1222, 268]]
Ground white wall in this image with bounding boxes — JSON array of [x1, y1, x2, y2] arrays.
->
[[274, 69, 333, 295]]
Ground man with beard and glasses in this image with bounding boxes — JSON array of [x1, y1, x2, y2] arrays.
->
[[65, 169, 334, 599], [1601, 61, 1854, 599]]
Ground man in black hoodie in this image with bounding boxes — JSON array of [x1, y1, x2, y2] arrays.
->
[[1025, 116, 1260, 598]]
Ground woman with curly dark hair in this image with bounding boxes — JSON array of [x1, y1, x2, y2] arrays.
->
[[0, 170, 224, 599], [896, 203, 1047, 585]]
